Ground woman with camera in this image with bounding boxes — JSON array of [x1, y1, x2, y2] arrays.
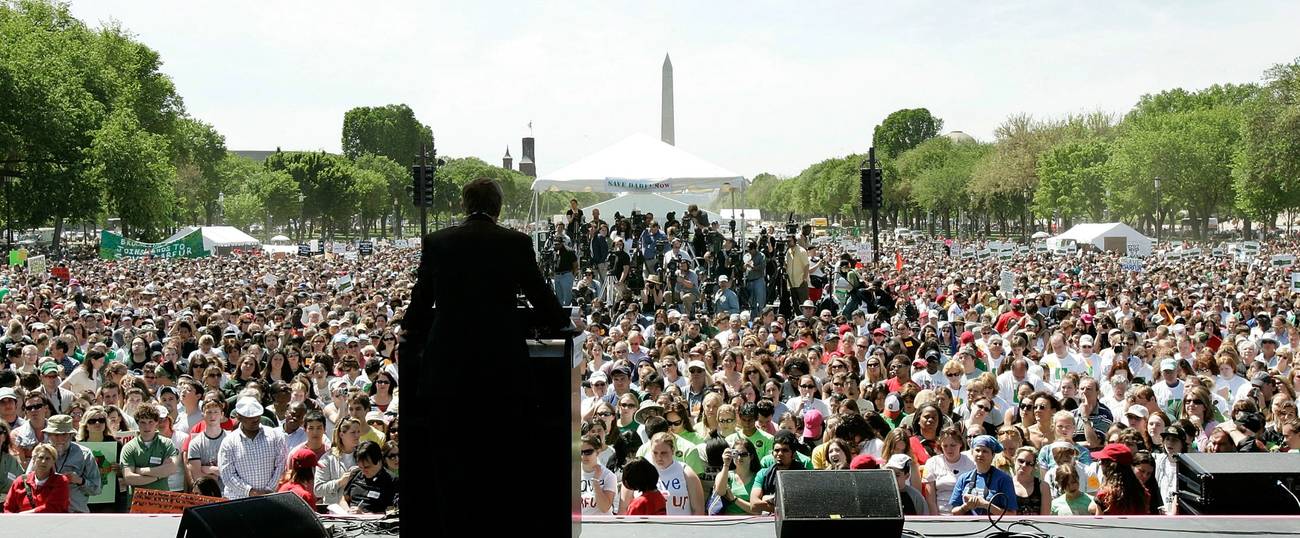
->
[[712, 437, 760, 514]]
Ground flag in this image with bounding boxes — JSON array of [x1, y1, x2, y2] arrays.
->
[[895, 252, 903, 272]]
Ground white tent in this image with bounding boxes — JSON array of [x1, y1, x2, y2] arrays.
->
[[164, 226, 261, 254], [581, 193, 725, 224], [531, 133, 745, 194], [1050, 222, 1153, 256]]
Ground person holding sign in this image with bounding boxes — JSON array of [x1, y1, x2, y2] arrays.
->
[[35, 415, 100, 513], [4, 443, 69, 513]]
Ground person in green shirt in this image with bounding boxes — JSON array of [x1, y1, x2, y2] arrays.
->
[[726, 402, 775, 461], [713, 437, 760, 514], [1049, 460, 1092, 515], [119, 405, 179, 505], [664, 401, 707, 474]]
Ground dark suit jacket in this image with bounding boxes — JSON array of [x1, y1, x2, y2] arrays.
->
[[398, 214, 568, 525], [401, 213, 568, 361]]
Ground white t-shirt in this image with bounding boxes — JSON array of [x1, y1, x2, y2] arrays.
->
[[581, 465, 618, 515], [924, 453, 976, 514], [656, 460, 693, 516]]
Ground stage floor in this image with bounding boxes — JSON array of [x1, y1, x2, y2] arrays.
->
[[9, 514, 1300, 537], [0, 513, 394, 538], [578, 515, 1300, 538]]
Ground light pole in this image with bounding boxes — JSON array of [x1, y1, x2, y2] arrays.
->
[[1154, 176, 1162, 243]]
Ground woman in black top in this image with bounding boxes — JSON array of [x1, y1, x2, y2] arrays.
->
[[342, 441, 398, 514], [1011, 446, 1049, 515]]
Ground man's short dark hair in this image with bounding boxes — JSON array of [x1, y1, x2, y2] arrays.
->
[[642, 415, 669, 437], [462, 177, 504, 217]]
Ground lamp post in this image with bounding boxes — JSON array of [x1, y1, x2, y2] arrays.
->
[[1154, 176, 1162, 243]]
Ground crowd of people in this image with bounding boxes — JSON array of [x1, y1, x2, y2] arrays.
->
[[3, 206, 1298, 520], [1, 248, 403, 513], [564, 206, 1300, 517]]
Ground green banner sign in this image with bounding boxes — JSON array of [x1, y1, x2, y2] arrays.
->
[[100, 230, 209, 260]]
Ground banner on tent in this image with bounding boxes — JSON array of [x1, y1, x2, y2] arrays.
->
[[605, 178, 672, 191], [100, 230, 208, 260]]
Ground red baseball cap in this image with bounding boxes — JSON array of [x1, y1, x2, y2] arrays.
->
[[850, 454, 882, 470], [1090, 443, 1133, 466]]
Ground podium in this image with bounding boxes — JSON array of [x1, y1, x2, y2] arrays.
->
[[400, 307, 580, 537]]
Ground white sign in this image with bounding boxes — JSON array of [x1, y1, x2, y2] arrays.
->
[[332, 243, 347, 255], [1181, 247, 1202, 258], [26, 254, 45, 276], [335, 274, 354, 292], [1000, 270, 1015, 294], [261, 274, 278, 287], [1271, 254, 1296, 268], [1034, 242, 1048, 252], [1212, 247, 1226, 257], [300, 305, 321, 326], [1292, 273, 1300, 292], [1165, 250, 1183, 262], [1119, 257, 1143, 272]]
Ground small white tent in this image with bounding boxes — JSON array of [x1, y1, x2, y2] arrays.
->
[[164, 226, 261, 255], [1050, 222, 1153, 256], [581, 193, 724, 224]]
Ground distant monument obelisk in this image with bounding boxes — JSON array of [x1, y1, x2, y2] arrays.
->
[[661, 53, 674, 146]]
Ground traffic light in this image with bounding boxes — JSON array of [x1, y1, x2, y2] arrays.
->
[[860, 166, 883, 210], [420, 164, 435, 207], [410, 165, 425, 206]]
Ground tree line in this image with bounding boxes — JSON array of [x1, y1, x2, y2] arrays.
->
[[1, 0, 591, 247], [745, 58, 1300, 241]]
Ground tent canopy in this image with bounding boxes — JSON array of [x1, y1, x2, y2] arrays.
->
[[531, 133, 746, 193], [1050, 222, 1152, 256], [578, 193, 725, 224], [164, 226, 261, 253]]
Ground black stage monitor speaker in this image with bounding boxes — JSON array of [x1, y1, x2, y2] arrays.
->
[[774, 469, 903, 538], [175, 492, 328, 538], [1177, 452, 1300, 515]]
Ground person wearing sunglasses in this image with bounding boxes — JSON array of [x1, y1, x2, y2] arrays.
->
[[787, 374, 831, 420], [1011, 445, 1050, 515], [713, 437, 760, 514], [579, 433, 616, 515]]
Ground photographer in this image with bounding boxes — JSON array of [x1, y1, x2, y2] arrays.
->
[[553, 222, 579, 306], [566, 198, 584, 240], [673, 259, 700, 317], [607, 238, 632, 304], [643, 275, 668, 312], [713, 275, 740, 316], [639, 222, 667, 275], [784, 235, 811, 308], [744, 241, 766, 317], [591, 223, 610, 283]]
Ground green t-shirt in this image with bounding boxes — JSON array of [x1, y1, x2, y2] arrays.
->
[[1051, 492, 1092, 515], [727, 429, 776, 461], [722, 470, 756, 515], [120, 434, 179, 492]]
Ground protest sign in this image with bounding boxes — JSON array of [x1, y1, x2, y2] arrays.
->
[[1119, 257, 1143, 272], [83, 441, 117, 504], [27, 254, 45, 275], [100, 230, 208, 260], [1270, 254, 1296, 269], [129, 489, 224, 514], [1000, 270, 1015, 294], [336, 274, 354, 293], [359, 240, 374, 256], [1292, 273, 1300, 292], [51, 266, 70, 282]]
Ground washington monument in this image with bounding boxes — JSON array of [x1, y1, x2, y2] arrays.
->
[[661, 53, 674, 145]]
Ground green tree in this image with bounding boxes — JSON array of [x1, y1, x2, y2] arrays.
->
[[872, 108, 944, 160], [1035, 139, 1112, 224], [341, 104, 433, 235], [89, 109, 176, 240], [351, 167, 387, 238], [896, 137, 989, 236], [1234, 59, 1300, 236], [353, 153, 411, 237], [170, 117, 227, 225], [221, 191, 262, 232], [263, 151, 356, 239]]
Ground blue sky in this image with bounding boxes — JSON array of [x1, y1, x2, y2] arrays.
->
[[65, 1, 1300, 178]]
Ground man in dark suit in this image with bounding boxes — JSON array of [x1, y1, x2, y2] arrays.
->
[[400, 177, 570, 532]]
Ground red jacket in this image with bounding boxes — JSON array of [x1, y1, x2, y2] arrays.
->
[[4, 472, 70, 513]]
